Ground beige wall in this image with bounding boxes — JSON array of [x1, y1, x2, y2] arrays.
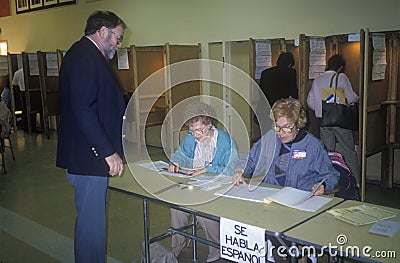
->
[[0, 0, 399, 53]]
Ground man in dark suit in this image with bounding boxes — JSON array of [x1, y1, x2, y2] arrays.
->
[[259, 51, 298, 107], [56, 11, 126, 263], [253, 52, 298, 140]]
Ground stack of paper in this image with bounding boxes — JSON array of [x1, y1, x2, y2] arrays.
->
[[137, 160, 169, 171], [265, 187, 332, 212], [215, 185, 332, 212], [215, 184, 279, 203], [137, 161, 233, 189], [328, 205, 398, 226], [369, 220, 400, 237], [189, 174, 232, 191], [138, 161, 191, 178]]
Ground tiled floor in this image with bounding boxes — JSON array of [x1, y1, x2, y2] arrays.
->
[[0, 131, 399, 263]]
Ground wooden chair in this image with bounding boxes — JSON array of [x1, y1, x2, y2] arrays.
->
[[0, 133, 15, 174], [327, 151, 360, 201], [0, 101, 15, 174]]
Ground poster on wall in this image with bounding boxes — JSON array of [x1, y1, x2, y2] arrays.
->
[[371, 34, 387, 81], [308, 37, 326, 79], [30, 0, 43, 9], [0, 0, 11, 17], [15, 0, 29, 13], [254, 40, 272, 79], [16, 0, 76, 14], [43, 0, 57, 6], [59, 0, 76, 4]]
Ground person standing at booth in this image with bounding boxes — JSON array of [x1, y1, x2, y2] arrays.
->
[[56, 11, 126, 263], [307, 54, 359, 185], [259, 51, 298, 107], [12, 68, 28, 131], [254, 52, 298, 139]]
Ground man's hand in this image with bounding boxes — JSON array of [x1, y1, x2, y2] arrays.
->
[[105, 153, 123, 176]]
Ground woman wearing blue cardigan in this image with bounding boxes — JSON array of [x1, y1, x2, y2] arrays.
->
[[169, 102, 238, 262]]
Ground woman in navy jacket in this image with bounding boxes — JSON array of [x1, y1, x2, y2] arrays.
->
[[234, 98, 339, 194], [234, 98, 339, 262]]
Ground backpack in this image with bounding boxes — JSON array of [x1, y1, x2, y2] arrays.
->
[[327, 151, 360, 201]]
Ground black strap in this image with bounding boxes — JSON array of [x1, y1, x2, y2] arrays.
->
[[328, 71, 340, 105]]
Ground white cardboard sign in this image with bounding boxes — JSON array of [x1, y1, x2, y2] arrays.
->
[[220, 217, 266, 263]]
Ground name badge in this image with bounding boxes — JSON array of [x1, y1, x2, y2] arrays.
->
[[292, 149, 306, 159]]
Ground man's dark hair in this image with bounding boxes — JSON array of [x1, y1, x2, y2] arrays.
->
[[277, 52, 295, 67], [326, 54, 346, 72], [84, 11, 126, 35]]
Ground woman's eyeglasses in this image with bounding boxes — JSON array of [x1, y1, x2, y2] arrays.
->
[[272, 124, 295, 133], [188, 126, 211, 135]]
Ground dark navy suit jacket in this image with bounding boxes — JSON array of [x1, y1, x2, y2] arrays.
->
[[56, 37, 125, 176], [259, 66, 298, 106]]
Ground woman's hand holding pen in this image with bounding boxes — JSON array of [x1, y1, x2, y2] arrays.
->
[[311, 181, 325, 196], [232, 168, 247, 186], [186, 167, 206, 176], [168, 162, 181, 173], [168, 163, 204, 176]]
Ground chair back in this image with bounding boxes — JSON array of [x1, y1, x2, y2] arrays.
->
[[0, 101, 11, 139], [328, 150, 360, 201]]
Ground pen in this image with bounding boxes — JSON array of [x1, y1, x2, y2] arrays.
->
[[311, 178, 327, 195], [171, 163, 189, 175], [158, 167, 186, 175]]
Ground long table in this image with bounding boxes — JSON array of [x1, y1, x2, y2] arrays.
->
[[283, 200, 400, 263], [109, 163, 344, 263]]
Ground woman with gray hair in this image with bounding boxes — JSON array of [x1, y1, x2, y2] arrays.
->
[[169, 102, 238, 262], [233, 98, 339, 262], [168, 102, 238, 176], [234, 98, 339, 193]]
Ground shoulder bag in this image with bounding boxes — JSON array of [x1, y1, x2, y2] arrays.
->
[[320, 72, 359, 131]]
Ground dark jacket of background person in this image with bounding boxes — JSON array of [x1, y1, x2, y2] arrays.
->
[[56, 36, 125, 176], [259, 52, 298, 107]]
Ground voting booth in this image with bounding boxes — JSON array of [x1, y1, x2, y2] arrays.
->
[[37, 51, 61, 139], [207, 38, 299, 157], [22, 52, 42, 134], [361, 30, 400, 190], [114, 43, 202, 156]]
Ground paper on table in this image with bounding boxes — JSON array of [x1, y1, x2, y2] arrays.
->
[[136, 161, 192, 178], [137, 161, 169, 171], [160, 170, 191, 178], [291, 196, 332, 212], [137, 161, 197, 173], [327, 206, 364, 217], [185, 175, 231, 191], [191, 174, 232, 184], [178, 166, 200, 171], [215, 184, 280, 203], [328, 205, 398, 226], [267, 187, 313, 206], [215, 185, 332, 211], [266, 187, 332, 212], [369, 220, 400, 237]]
